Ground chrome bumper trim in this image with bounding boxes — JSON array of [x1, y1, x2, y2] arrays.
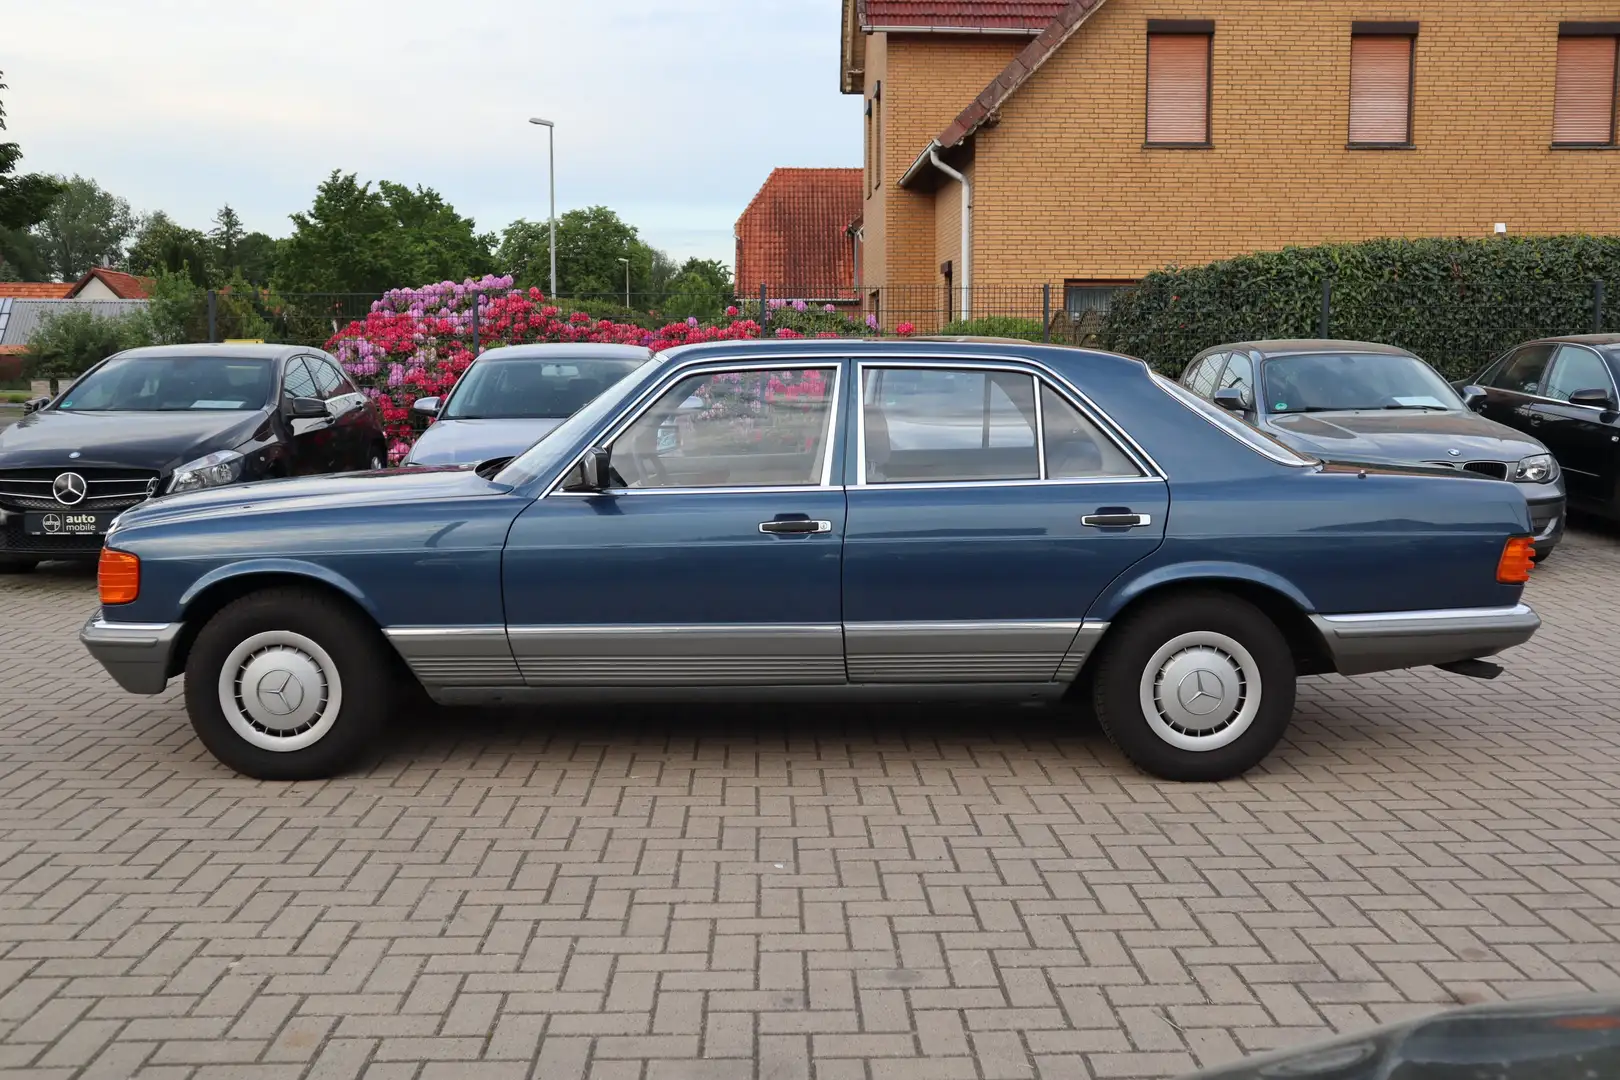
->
[[79, 613, 182, 694], [1309, 603, 1540, 677]]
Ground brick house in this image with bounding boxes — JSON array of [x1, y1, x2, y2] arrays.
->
[[841, 0, 1620, 327], [734, 168, 864, 302]]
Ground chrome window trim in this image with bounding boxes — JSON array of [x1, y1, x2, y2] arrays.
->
[[552, 484, 846, 498], [854, 357, 1160, 488], [540, 358, 843, 498], [1031, 373, 1047, 480]]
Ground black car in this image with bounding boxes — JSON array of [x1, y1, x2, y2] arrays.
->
[[1181, 340, 1567, 558], [0, 344, 387, 570], [1458, 334, 1620, 525]]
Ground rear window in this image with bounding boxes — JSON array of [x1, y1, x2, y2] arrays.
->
[[1152, 374, 1315, 467]]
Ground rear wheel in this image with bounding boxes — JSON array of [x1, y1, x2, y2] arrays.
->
[[183, 587, 395, 780], [1091, 592, 1296, 782]]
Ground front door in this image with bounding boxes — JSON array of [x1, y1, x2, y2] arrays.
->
[[843, 362, 1167, 684], [279, 357, 339, 476], [305, 354, 371, 469], [501, 362, 848, 686], [1529, 343, 1620, 508], [1476, 342, 1555, 434]]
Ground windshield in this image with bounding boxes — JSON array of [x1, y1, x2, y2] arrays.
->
[[495, 358, 659, 486], [1264, 352, 1461, 415], [57, 356, 275, 412], [442, 356, 646, 420]]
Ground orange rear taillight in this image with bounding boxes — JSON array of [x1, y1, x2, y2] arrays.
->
[[1496, 536, 1535, 584], [98, 548, 140, 605]]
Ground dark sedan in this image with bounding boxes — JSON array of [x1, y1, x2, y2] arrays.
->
[[1458, 334, 1620, 524], [1181, 340, 1566, 557], [0, 344, 387, 570]]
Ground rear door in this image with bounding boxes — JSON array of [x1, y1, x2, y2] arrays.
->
[[843, 359, 1167, 684], [1531, 344, 1620, 507]]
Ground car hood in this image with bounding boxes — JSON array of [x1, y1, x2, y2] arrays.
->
[[403, 417, 564, 466], [112, 465, 510, 532], [0, 408, 269, 473], [1266, 409, 1546, 465]]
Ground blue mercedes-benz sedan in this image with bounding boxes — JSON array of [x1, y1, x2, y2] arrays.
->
[[80, 339, 1542, 782]]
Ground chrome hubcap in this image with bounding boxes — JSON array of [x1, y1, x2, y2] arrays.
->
[[217, 631, 343, 753], [1138, 631, 1262, 752]]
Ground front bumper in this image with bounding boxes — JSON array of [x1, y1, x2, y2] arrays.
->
[[1524, 492, 1565, 555], [80, 611, 182, 694], [1309, 603, 1540, 677]]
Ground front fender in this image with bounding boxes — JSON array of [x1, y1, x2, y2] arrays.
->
[[1088, 559, 1317, 622], [177, 558, 378, 622]]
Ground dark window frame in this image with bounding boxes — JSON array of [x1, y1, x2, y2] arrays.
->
[[1553, 26, 1620, 150], [279, 356, 319, 401], [1144, 21, 1215, 149], [1347, 24, 1418, 150]]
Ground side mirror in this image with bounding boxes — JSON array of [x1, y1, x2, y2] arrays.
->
[[412, 396, 441, 417], [284, 395, 328, 420], [20, 396, 49, 415], [1212, 388, 1247, 413], [563, 446, 612, 492], [1460, 385, 1488, 412], [1568, 387, 1616, 410]]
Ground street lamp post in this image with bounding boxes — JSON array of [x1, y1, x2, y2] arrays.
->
[[616, 257, 630, 308], [527, 117, 557, 299]]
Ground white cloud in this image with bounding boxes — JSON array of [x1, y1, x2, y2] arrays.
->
[[3, 0, 861, 266]]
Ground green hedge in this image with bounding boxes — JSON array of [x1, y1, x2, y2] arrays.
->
[[1100, 236, 1618, 380], [939, 316, 1046, 342]]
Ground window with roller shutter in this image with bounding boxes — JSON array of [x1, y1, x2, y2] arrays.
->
[[1553, 28, 1619, 148], [1349, 25, 1416, 147], [1146, 22, 1213, 147]]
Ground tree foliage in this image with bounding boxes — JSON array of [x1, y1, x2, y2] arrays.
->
[[23, 306, 153, 385], [124, 211, 213, 286], [662, 258, 734, 320], [30, 175, 136, 281], [1100, 236, 1620, 380], [0, 69, 64, 281], [274, 171, 494, 295]]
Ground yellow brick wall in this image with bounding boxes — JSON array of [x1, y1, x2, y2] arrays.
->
[[870, 2, 1620, 291]]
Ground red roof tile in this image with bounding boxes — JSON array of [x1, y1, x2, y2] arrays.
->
[[735, 168, 863, 298], [0, 282, 73, 299], [67, 267, 154, 299], [859, 0, 1064, 31]]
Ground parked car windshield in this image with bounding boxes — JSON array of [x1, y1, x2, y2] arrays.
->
[[442, 356, 646, 420], [1264, 352, 1462, 415], [494, 357, 660, 487], [56, 355, 276, 412]]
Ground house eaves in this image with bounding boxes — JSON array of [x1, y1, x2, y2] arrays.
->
[[898, 0, 1112, 188]]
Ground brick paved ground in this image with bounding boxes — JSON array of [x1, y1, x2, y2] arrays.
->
[[2, 524, 1619, 1080]]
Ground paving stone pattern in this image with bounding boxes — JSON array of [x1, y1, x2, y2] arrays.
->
[[2, 526, 1620, 1079]]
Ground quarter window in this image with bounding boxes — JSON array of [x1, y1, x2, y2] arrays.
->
[[281, 358, 319, 400], [1146, 24, 1214, 146], [1544, 345, 1617, 402], [1487, 344, 1555, 396], [1041, 385, 1143, 479], [609, 367, 835, 489]]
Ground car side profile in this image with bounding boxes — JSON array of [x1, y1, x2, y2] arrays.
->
[[1181, 340, 1567, 558], [1458, 335, 1620, 524], [81, 339, 1540, 784], [0, 344, 387, 570], [403, 343, 652, 466]]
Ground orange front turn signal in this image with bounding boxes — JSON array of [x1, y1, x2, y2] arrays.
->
[[98, 548, 140, 605], [1496, 536, 1535, 584]]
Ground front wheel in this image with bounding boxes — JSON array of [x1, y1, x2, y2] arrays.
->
[[1091, 592, 1296, 782], [183, 587, 395, 779]]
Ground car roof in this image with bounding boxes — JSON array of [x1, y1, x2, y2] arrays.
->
[[660, 336, 1152, 377], [473, 343, 653, 362], [1196, 339, 1417, 360], [112, 343, 309, 361], [1520, 333, 1620, 348]]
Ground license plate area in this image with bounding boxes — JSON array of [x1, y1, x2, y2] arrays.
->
[[24, 511, 112, 536]]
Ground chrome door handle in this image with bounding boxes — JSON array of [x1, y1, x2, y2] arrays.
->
[[1081, 513, 1152, 528], [759, 519, 832, 535]]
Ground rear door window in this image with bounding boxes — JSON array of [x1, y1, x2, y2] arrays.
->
[[862, 367, 1039, 483]]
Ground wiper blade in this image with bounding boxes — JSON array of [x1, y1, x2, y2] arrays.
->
[[1381, 404, 1450, 411]]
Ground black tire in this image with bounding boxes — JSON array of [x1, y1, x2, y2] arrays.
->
[[1531, 550, 1551, 564], [0, 557, 38, 573], [1091, 591, 1296, 782], [183, 586, 395, 780]]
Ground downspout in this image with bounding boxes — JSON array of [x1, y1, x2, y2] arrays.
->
[[928, 149, 971, 323]]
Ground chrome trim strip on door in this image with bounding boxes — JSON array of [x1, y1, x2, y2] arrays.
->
[[506, 623, 846, 686], [383, 626, 523, 687], [844, 619, 1083, 683], [541, 360, 844, 497], [1032, 373, 1047, 480]]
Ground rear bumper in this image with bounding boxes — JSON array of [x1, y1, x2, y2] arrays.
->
[[1309, 603, 1540, 677], [80, 611, 182, 694]]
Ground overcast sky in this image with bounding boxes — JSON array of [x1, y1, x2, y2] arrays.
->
[[2, 0, 860, 268]]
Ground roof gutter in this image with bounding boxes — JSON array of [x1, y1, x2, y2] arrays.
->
[[862, 24, 1044, 34], [927, 148, 972, 323]]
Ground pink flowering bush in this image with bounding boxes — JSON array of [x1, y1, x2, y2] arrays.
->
[[327, 278, 890, 459]]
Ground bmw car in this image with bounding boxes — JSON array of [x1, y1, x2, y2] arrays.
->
[[404, 343, 650, 466], [0, 344, 387, 570]]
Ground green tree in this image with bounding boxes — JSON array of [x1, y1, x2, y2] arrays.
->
[[275, 171, 494, 295], [496, 218, 552, 292], [553, 205, 667, 301], [0, 69, 63, 281], [30, 175, 136, 281], [124, 211, 213, 286], [210, 203, 244, 277], [23, 306, 154, 391], [662, 257, 734, 320], [236, 231, 277, 287]]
